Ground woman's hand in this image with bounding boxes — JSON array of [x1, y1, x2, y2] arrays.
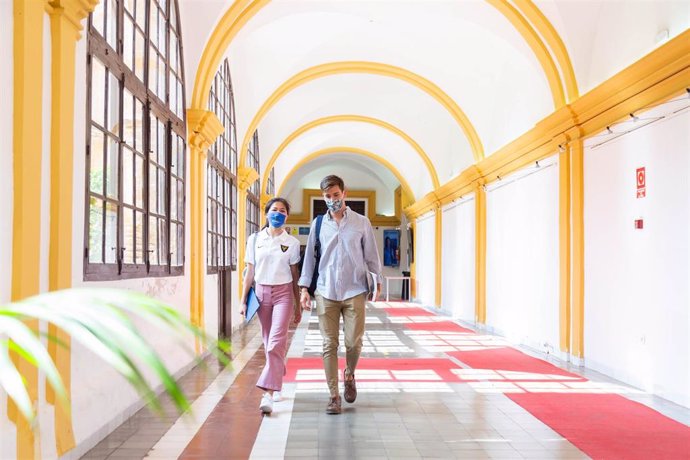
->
[[240, 302, 247, 317], [293, 307, 302, 325]]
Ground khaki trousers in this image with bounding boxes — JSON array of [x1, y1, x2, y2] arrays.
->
[[315, 292, 367, 396]]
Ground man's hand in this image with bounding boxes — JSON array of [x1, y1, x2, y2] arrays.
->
[[300, 289, 312, 311]]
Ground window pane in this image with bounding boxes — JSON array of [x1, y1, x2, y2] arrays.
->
[[135, 29, 145, 81], [106, 0, 118, 50], [105, 202, 118, 264], [91, 58, 106, 127], [135, 154, 144, 206], [135, 210, 144, 264], [170, 33, 178, 73], [92, 2, 105, 36], [149, 164, 158, 213], [107, 71, 120, 135], [89, 197, 104, 263], [123, 148, 133, 205], [106, 136, 119, 198], [170, 222, 178, 266], [159, 218, 167, 265], [148, 46, 158, 94], [90, 128, 104, 194], [134, 98, 144, 151], [124, 15, 133, 71], [170, 180, 176, 220], [124, 0, 134, 15], [177, 179, 184, 219], [135, 0, 145, 27], [149, 216, 158, 265], [123, 207, 134, 264], [149, 5, 159, 50], [123, 90, 134, 147], [158, 169, 166, 213]]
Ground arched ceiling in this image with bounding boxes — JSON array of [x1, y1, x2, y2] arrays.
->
[[180, 0, 690, 200]]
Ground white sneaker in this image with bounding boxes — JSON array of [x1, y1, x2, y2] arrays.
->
[[273, 391, 282, 402], [259, 393, 273, 414]]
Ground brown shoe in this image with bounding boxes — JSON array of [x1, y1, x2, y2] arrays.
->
[[326, 395, 342, 414], [344, 374, 357, 403]]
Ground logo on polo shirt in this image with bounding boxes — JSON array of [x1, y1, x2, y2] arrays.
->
[[280, 245, 289, 253]]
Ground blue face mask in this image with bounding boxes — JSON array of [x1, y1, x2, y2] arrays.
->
[[267, 211, 287, 228]]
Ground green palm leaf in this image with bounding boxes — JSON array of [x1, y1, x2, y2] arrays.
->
[[0, 288, 230, 426]]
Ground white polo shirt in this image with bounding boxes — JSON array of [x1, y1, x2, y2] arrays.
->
[[246, 228, 301, 285]]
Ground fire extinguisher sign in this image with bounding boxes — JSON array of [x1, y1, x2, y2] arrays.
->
[[636, 167, 646, 198]]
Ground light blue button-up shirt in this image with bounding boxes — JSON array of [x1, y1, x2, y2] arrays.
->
[[298, 207, 383, 301]]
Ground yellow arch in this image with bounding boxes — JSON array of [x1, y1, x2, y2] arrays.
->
[[261, 115, 440, 196], [191, 0, 269, 109], [276, 146, 415, 202], [191, 0, 577, 113], [513, 0, 579, 101], [485, 0, 565, 108], [238, 61, 484, 171]]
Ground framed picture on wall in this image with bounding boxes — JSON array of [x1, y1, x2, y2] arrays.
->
[[383, 229, 400, 267]]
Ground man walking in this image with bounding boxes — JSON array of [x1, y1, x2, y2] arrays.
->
[[299, 175, 383, 414]]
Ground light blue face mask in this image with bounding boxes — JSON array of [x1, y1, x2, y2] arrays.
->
[[325, 199, 344, 213], [267, 211, 287, 228]]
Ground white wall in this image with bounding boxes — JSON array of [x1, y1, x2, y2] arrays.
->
[[441, 196, 476, 323], [485, 157, 560, 355], [414, 212, 436, 306], [0, 1, 15, 457], [584, 109, 690, 408]]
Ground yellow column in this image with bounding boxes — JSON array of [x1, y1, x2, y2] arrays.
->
[[409, 221, 417, 299], [475, 183, 487, 324], [45, 0, 97, 455], [434, 206, 442, 307], [10, 1, 47, 458], [570, 139, 585, 358], [187, 110, 224, 349], [236, 166, 259, 296], [557, 138, 571, 353]]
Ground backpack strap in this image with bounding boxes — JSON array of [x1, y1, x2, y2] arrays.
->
[[313, 214, 324, 261]]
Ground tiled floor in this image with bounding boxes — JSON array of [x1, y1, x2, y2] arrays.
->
[[82, 302, 690, 459]]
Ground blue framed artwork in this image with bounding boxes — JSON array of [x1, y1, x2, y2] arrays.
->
[[299, 226, 310, 235], [383, 229, 400, 267]]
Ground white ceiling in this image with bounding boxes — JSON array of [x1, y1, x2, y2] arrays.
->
[[180, 0, 690, 201]]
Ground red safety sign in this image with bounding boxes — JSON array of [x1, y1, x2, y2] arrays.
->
[[636, 167, 646, 198]]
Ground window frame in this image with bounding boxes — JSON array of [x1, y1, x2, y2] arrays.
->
[[207, 60, 238, 274], [246, 131, 261, 238], [84, 0, 187, 281]]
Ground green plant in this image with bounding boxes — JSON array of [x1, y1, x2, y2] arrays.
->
[[0, 288, 230, 427]]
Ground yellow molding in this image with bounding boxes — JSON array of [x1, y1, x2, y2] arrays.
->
[[557, 135, 571, 354], [474, 183, 487, 324], [45, 1, 96, 455], [486, 0, 564, 108], [237, 61, 484, 172], [406, 30, 690, 219], [276, 146, 415, 204], [261, 115, 440, 195], [570, 139, 585, 358], [186, 109, 224, 347], [237, 166, 259, 192], [188, 108, 225, 152], [11, 1, 45, 458], [190, 0, 266, 109], [513, 0, 579, 102], [409, 220, 417, 298], [434, 207, 442, 307]]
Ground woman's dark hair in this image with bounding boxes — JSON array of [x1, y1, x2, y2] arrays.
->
[[262, 197, 291, 229]]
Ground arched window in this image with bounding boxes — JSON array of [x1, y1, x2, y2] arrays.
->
[[246, 131, 261, 237], [207, 60, 238, 272], [266, 168, 275, 196], [85, 0, 186, 280]]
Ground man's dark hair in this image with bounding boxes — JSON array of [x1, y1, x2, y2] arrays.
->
[[320, 175, 345, 192]]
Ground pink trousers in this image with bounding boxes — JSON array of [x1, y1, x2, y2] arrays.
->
[[255, 282, 294, 391]]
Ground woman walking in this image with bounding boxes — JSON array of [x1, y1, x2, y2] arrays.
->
[[241, 197, 302, 414]]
